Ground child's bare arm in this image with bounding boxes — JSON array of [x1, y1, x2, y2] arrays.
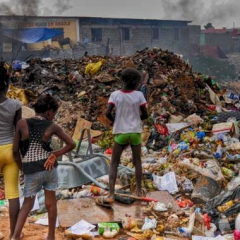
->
[[13, 108, 22, 128], [13, 120, 24, 170], [44, 124, 76, 170], [140, 105, 148, 120], [106, 104, 115, 122], [51, 124, 76, 157]]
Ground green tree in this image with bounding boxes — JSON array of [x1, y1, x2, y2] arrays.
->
[[204, 23, 214, 29]]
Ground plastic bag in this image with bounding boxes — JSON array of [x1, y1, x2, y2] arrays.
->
[[227, 117, 240, 138], [153, 172, 178, 194], [141, 217, 157, 231], [85, 60, 104, 75], [122, 215, 137, 230], [185, 113, 203, 126], [154, 123, 169, 136], [206, 186, 240, 230], [179, 159, 224, 182], [178, 211, 195, 237]]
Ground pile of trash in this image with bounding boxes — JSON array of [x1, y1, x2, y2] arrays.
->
[[10, 47, 224, 134], [4, 48, 240, 239]]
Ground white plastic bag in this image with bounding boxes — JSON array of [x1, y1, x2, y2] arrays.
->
[[141, 217, 157, 231], [153, 172, 178, 194]]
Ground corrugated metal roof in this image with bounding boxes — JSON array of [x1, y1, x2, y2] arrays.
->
[[0, 15, 192, 23]]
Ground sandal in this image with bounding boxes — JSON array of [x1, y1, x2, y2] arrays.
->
[[136, 188, 147, 197], [95, 197, 114, 208]]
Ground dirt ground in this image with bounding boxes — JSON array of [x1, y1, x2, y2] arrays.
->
[[0, 212, 120, 240], [0, 213, 65, 240]]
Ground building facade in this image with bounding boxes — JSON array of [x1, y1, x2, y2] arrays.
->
[[79, 17, 200, 56], [201, 27, 240, 54], [0, 16, 200, 59], [0, 16, 79, 52]]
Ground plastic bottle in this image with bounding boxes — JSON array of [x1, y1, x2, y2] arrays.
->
[[227, 176, 240, 191], [0, 200, 5, 209], [222, 167, 235, 177], [215, 144, 223, 159], [178, 211, 195, 237], [218, 215, 231, 234], [235, 213, 240, 230], [82, 185, 106, 196], [205, 223, 217, 237], [235, 214, 240, 240]]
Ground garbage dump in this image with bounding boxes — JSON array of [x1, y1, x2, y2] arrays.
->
[[2, 47, 240, 239]]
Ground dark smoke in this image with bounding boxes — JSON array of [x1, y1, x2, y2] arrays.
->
[[0, 0, 41, 16], [0, 2, 14, 15], [162, 0, 240, 27], [0, 0, 71, 16], [54, 0, 73, 15]]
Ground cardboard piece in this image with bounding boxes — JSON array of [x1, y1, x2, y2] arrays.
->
[[34, 213, 59, 227], [20, 197, 39, 212], [166, 122, 191, 134], [72, 118, 102, 141], [212, 122, 234, 136]]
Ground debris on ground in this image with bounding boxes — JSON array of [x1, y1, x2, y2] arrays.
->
[[2, 47, 240, 239]]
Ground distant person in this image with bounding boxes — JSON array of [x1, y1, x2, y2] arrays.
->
[[0, 62, 22, 238], [140, 69, 150, 101], [84, 37, 89, 45], [96, 68, 148, 207], [84, 51, 88, 57], [11, 94, 76, 240]]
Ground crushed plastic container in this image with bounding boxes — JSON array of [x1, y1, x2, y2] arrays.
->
[[235, 213, 240, 230], [215, 144, 223, 159], [219, 215, 231, 234]]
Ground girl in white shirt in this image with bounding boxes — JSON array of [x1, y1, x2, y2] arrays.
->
[[96, 68, 148, 207]]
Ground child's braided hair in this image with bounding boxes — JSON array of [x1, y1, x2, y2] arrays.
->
[[0, 62, 9, 91]]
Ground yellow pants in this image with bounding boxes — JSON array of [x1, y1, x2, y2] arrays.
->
[[0, 144, 19, 199]]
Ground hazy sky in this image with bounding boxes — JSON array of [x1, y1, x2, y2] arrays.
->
[[0, 0, 239, 28]]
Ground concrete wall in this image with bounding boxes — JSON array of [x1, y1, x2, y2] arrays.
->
[[204, 33, 233, 53], [79, 20, 195, 56], [0, 16, 200, 59]]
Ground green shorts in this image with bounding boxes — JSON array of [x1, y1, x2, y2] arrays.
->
[[114, 133, 142, 146]]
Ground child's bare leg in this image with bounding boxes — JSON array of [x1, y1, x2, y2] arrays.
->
[[108, 142, 125, 201], [131, 144, 142, 196], [8, 198, 20, 238], [44, 189, 57, 240], [11, 196, 35, 240]]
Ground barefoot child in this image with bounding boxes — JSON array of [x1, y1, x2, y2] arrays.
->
[[12, 94, 76, 240], [96, 68, 148, 207]]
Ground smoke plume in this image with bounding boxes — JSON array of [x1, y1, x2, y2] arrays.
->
[[54, 0, 73, 15], [0, 0, 72, 16], [162, 0, 240, 27], [0, 0, 41, 15]]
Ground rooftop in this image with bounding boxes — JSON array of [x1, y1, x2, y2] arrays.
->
[[0, 15, 192, 23]]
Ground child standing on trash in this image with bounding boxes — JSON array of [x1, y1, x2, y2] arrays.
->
[[96, 68, 148, 207], [12, 94, 75, 240], [0, 62, 22, 239]]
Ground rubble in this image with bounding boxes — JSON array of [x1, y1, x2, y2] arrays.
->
[[9, 47, 225, 134], [3, 47, 240, 239]]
